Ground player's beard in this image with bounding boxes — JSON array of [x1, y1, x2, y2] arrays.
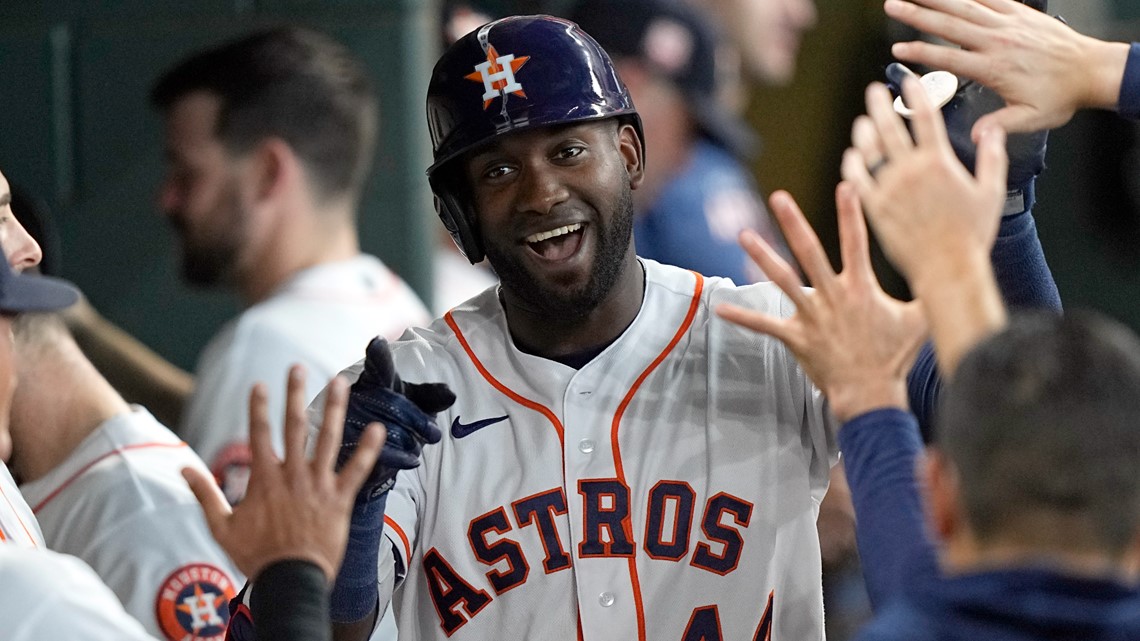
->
[[485, 181, 635, 321], [170, 187, 248, 287]]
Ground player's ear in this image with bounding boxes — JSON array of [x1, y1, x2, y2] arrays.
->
[[920, 448, 963, 543], [617, 122, 645, 190], [247, 137, 297, 205]]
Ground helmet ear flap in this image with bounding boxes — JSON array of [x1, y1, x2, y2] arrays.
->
[[430, 170, 485, 264]]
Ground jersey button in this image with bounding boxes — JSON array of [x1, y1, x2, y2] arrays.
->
[[599, 592, 616, 607], [578, 439, 595, 454]]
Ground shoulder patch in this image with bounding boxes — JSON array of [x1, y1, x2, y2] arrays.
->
[[154, 563, 237, 641]]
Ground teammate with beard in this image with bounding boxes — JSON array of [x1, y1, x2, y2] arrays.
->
[[227, 14, 1057, 641], [144, 27, 429, 505]]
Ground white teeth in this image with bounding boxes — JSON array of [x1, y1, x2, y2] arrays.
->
[[526, 223, 582, 244]]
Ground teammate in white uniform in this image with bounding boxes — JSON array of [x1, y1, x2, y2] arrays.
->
[[145, 28, 429, 504], [180, 255, 428, 502], [226, 16, 864, 641], [0, 462, 42, 547], [0, 316, 393, 641], [4, 299, 244, 641], [0, 545, 157, 641], [0, 171, 391, 638]]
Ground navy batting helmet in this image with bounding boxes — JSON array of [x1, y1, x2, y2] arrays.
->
[[426, 15, 643, 263]]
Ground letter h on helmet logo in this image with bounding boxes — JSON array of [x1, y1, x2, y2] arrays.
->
[[465, 45, 530, 110]]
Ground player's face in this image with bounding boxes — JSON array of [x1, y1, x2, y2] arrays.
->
[[464, 121, 642, 319], [158, 91, 252, 286], [0, 171, 44, 273], [710, 0, 817, 85]]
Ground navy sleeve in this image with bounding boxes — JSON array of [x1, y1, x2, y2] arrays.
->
[[907, 181, 1061, 439], [252, 560, 331, 641], [1118, 43, 1140, 119], [989, 184, 1061, 312], [839, 408, 940, 611]]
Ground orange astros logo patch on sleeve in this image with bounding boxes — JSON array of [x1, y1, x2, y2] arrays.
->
[[155, 563, 236, 641]]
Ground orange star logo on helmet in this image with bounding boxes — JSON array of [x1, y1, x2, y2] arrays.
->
[[465, 45, 530, 110]]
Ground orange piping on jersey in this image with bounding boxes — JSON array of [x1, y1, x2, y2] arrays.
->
[[0, 482, 36, 546], [445, 311, 565, 446], [385, 515, 413, 565], [31, 442, 189, 514], [448, 310, 585, 633], [610, 271, 704, 641]]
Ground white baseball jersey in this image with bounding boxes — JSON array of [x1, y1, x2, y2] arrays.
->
[[326, 259, 838, 640], [0, 545, 156, 641], [0, 462, 42, 548], [181, 254, 430, 504], [19, 407, 244, 641]]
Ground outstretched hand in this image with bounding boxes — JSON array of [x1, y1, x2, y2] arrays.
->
[[716, 183, 927, 421], [886, 0, 1129, 136], [842, 78, 1008, 287], [842, 77, 1009, 375], [183, 366, 386, 582]]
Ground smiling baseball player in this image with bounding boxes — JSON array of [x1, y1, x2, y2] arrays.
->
[[308, 17, 841, 640], [228, 11, 1063, 641]]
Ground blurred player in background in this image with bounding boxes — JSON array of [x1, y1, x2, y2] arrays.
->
[[72, 28, 430, 509], [570, 0, 789, 284]]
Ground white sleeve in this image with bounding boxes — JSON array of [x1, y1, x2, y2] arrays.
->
[[79, 505, 243, 640], [2, 547, 157, 641]]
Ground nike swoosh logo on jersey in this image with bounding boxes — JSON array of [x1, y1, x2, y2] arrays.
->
[[451, 415, 509, 439]]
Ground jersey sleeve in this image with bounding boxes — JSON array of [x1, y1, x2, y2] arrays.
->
[[838, 408, 940, 611], [1118, 43, 1140, 119], [383, 468, 425, 581], [1, 547, 157, 641], [82, 505, 242, 640], [908, 191, 1061, 440], [183, 319, 344, 504]]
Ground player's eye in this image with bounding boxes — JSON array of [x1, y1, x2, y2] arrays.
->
[[482, 164, 514, 180], [554, 145, 585, 161]]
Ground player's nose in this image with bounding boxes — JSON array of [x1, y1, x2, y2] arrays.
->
[[5, 217, 42, 272], [513, 163, 569, 217]]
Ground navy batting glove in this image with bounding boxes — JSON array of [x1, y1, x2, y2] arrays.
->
[[885, 63, 1047, 193], [886, 0, 1051, 195], [339, 337, 455, 503]]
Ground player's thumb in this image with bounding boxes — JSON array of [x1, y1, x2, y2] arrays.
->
[[403, 381, 457, 415], [971, 106, 1037, 141], [183, 467, 233, 540], [974, 124, 1009, 197]]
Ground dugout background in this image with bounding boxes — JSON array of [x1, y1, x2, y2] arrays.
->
[[0, 0, 440, 370], [1, 0, 1140, 370]]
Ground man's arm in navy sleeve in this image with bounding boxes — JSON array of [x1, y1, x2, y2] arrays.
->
[[839, 408, 938, 611], [907, 180, 1061, 438]]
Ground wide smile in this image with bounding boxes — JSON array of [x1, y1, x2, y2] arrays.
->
[[523, 222, 586, 262]]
